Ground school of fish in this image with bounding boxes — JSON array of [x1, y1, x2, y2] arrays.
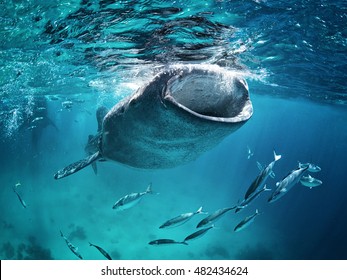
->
[[11, 146, 322, 258]]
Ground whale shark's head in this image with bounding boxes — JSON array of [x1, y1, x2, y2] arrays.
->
[[162, 65, 253, 123], [100, 64, 253, 169]]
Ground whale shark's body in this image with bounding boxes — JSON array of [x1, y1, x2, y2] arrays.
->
[[54, 64, 253, 179]]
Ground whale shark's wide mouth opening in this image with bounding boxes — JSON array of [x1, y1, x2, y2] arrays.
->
[[164, 69, 253, 122]]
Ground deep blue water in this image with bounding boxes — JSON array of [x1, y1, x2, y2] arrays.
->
[[1, 0, 347, 260]]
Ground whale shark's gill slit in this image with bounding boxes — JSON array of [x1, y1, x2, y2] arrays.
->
[[54, 152, 101, 180]]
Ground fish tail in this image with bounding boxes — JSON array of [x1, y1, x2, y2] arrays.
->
[[181, 241, 189, 245], [196, 206, 203, 213], [263, 185, 272, 191], [59, 230, 64, 237], [273, 150, 282, 161], [89, 242, 93, 246]]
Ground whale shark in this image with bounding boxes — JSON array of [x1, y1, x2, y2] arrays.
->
[[54, 64, 253, 179]]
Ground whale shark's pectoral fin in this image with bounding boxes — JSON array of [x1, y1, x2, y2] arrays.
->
[[54, 152, 101, 180]]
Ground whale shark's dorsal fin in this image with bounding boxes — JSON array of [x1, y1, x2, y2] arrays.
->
[[54, 152, 102, 179]]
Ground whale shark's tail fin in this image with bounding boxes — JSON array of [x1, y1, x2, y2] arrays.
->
[[54, 152, 102, 179]]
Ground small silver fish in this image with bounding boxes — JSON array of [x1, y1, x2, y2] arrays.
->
[[62, 100, 73, 109], [298, 162, 321, 173], [300, 175, 322, 189], [234, 209, 260, 232], [159, 206, 205, 229], [60, 230, 83, 259], [112, 183, 154, 211], [89, 242, 112, 260], [13, 187, 27, 208], [184, 226, 214, 242], [149, 239, 188, 246], [245, 151, 281, 199], [196, 207, 235, 228], [247, 145, 254, 159], [31, 117, 44, 123], [268, 165, 309, 203]]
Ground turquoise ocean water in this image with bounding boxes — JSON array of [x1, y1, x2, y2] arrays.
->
[[1, 0, 346, 260]]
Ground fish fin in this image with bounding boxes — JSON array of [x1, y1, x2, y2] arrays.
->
[[280, 188, 287, 193], [235, 205, 246, 213], [269, 170, 276, 178], [264, 185, 272, 192], [276, 182, 280, 186], [91, 161, 98, 175], [54, 152, 101, 180], [256, 209, 263, 215], [196, 206, 203, 214], [146, 183, 153, 194], [274, 150, 282, 161], [256, 161, 263, 171]]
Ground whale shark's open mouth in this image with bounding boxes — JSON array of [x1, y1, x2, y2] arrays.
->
[[163, 68, 252, 123]]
